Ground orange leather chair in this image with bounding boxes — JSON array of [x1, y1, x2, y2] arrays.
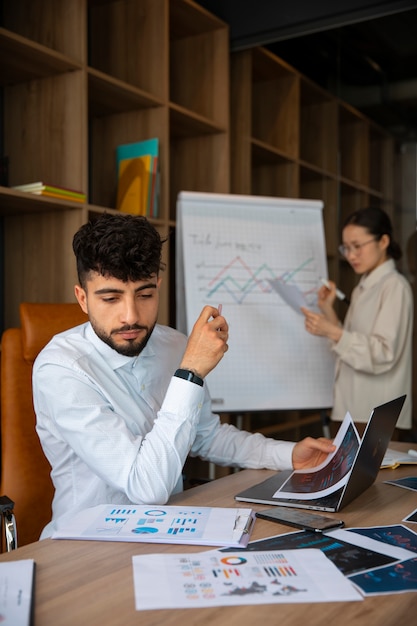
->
[[0, 302, 88, 547]]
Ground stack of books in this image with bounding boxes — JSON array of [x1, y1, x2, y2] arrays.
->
[[116, 138, 159, 217], [13, 182, 86, 203]]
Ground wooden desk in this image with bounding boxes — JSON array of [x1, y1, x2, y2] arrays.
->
[[1, 443, 416, 625]]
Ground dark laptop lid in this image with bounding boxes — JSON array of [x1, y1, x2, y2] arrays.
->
[[335, 394, 406, 510]]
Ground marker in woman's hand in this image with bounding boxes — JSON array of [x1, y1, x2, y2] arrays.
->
[[319, 278, 350, 305]]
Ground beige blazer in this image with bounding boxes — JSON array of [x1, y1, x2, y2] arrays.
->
[[331, 259, 413, 429]]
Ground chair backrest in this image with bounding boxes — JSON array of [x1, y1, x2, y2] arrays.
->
[[0, 302, 88, 546]]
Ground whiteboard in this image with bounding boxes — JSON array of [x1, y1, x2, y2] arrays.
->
[[176, 192, 335, 412]]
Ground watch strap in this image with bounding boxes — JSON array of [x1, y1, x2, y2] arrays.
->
[[174, 368, 204, 387]]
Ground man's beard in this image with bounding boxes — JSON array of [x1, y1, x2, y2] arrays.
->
[[92, 322, 156, 357]]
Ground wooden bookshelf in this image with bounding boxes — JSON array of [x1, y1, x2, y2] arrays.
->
[[0, 0, 230, 329]]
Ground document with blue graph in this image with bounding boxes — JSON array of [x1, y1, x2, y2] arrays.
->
[[176, 192, 335, 412], [52, 505, 255, 547]]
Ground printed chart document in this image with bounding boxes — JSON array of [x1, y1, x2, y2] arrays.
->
[[52, 505, 255, 547], [385, 476, 417, 493], [0, 559, 35, 626], [404, 506, 417, 523], [342, 525, 417, 596], [350, 556, 417, 595], [132, 548, 362, 609], [226, 524, 417, 597], [272, 413, 360, 499]]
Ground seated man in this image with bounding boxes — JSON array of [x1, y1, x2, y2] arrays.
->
[[33, 213, 335, 538]]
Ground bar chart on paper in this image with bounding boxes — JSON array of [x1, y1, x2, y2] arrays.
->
[[176, 192, 335, 412]]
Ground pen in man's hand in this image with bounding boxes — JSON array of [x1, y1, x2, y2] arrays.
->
[[319, 277, 350, 305], [214, 304, 223, 331]]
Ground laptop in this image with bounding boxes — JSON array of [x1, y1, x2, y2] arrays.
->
[[235, 395, 406, 512]]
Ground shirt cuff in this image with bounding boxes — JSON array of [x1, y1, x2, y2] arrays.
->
[[265, 440, 295, 470], [331, 329, 350, 356], [161, 375, 205, 419]]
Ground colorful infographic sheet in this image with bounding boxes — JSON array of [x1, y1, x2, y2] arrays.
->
[[132, 548, 362, 609]]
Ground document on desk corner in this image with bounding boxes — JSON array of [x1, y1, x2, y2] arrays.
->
[[0, 559, 35, 626]]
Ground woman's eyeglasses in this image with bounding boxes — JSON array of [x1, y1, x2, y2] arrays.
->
[[338, 238, 376, 258]]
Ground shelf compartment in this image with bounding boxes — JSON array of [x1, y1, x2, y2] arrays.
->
[[88, 68, 163, 118], [300, 80, 338, 176], [89, 106, 167, 213], [251, 143, 299, 198], [169, 132, 229, 220], [3, 209, 84, 328], [4, 71, 87, 192], [339, 104, 370, 187], [299, 166, 339, 257], [2, 1, 85, 62], [0, 28, 81, 85], [169, 103, 226, 138], [170, 0, 225, 38], [251, 48, 299, 158], [339, 181, 371, 226], [370, 127, 394, 198], [89, 0, 167, 100], [169, 1, 229, 126]]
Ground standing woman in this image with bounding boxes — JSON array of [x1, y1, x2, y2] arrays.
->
[[301, 207, 413, 437]]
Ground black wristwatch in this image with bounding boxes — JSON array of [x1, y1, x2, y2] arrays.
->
[[174, 368, 204, 387]]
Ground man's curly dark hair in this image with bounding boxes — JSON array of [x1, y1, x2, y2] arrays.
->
[[73, 213, 165, 288]]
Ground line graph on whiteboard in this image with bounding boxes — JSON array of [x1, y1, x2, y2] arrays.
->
[[203, 255, 319, 310], [191, 250, 323, 318]]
